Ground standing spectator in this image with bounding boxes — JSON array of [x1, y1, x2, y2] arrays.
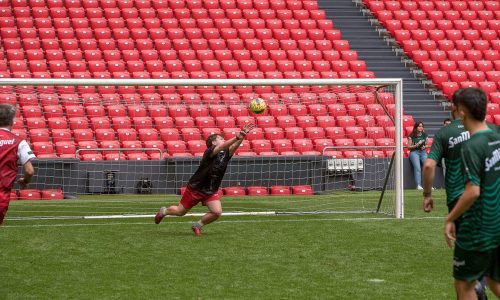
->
[[407, 121, 428, 189], [0, 104, 36, 225], [443, 118, 452, 126], [444, 88, 500, 299]]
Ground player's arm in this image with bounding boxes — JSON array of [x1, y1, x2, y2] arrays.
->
[[444, 182, 480, 248], [211, 124, 255, 157], [18, 160, 34, 189], [422, 158, 437, 212], [422, 131, 443, 212], [17, 140, 36, 189], [229, 124, 255, 156]]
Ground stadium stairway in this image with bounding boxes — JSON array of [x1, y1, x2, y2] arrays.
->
[[317, 0, 450, 135]]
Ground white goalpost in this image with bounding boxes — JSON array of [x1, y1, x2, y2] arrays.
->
[[1, 78, 404, 219]]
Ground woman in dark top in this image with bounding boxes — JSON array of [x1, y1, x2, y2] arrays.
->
[[407, 121, 428, 190]]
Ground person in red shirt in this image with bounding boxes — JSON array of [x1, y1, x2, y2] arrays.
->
[[0, 104, 36, 225], [155, 124, 255, 236]]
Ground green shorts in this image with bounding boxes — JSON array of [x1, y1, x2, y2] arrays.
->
[[453, 245, 500, 282]]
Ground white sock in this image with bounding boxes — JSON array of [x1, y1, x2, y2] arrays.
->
[[195, 220, 204, 227]]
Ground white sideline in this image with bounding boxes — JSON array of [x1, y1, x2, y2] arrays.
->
[[2, 216, 444, 228]]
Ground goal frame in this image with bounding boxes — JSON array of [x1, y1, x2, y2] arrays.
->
[[1, 78, 404, 219]]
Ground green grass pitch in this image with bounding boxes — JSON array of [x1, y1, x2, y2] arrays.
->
[[0, 190, 494, 299]]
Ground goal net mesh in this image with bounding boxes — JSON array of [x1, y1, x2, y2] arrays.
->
[[2, 78, 403, 218]]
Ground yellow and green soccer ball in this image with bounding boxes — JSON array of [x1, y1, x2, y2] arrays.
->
[[249, 98, 267, 114]]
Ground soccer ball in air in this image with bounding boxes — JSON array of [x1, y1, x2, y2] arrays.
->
[[249, 98, 267, 114]]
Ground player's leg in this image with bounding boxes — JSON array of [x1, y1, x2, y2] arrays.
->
[[454, 246, 495, 299], [155, 203, 190, 224], [409, 151, 422, 188], [454, 280, 477, 299], [192, 199, 222, 236], [486, 278, 500, 297], [200, 200, 222, 226], [486, 246, 500, 297], [155, 188, 198, 224]]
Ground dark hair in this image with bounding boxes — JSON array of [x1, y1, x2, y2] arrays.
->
[[206, 133, 222, 147], [443, 118, 452, 124], [0, 104, 16, 127], [451, 88, 463, 107], [455, 88, 487, 121], [411, 121, 424, 137]]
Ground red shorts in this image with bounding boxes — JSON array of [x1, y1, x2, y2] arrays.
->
[[0, 190, 11, 225], [180, 185, 221, 210]]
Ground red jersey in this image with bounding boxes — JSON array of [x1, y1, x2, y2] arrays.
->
[[0, 129, 23, 190]]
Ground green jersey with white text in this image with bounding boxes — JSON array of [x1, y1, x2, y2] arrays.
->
[[457, 129, 500, 251], [428, 120, 498, 208]]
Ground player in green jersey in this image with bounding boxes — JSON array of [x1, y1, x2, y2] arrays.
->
[[422, 89, 498, 299], [423, 90, 498, 213], [444, 88, 500, 299]]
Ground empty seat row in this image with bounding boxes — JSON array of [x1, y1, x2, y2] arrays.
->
[[16, 114, 405, 134], [14, 102, 396, 118], [10, 188, 64, 200], [20, 122, 403, 142], [384, 19, 500, 34], [395, 29, 499, 44], [410, 49, 499, 69], [1, 36, 350, 54], [367, 0, 498, 13], [182, 185, 314, 197], [1, 48, 361, 65], [402, 46, 500, 64], [6, 6, 326, 20], [1, 27, 343, 48], [374, 8, 499, 23], [2, 58, 366, 75], [0, 15, 334, 32], [29, 136, 397, 157], [2, 89, 392, 106], [4, 0, 321, 11]]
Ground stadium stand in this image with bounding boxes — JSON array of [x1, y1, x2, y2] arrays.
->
[[5, 0, 497, 163]]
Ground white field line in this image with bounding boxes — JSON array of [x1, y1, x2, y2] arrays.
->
[[1, 216, 445, 228], [6, 210, 381, 220]]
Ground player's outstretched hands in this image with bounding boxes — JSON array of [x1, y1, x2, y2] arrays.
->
[[444, 220, 456, 248], [423, 196, 434, 212], [241, 124, 255, 135]]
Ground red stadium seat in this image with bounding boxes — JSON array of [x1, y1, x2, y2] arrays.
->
[[345, 126, 365, 140], [270, 186, 291, 195], [251, 139, 272, 154], [283, 127, 304, 140], [293, 138, 314, 153], [247, 186, 268, 196], [41, 189, 64, 200], [223, 186, 246, 196], [19, 189, 42, 200], [271, 139, 293, 154], [292, 185, 313, 195], [32, 142, 55, 156], [187, 140, 207, 155], [29, 129, 50, 143]]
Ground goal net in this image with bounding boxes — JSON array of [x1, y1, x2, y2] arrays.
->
[[1, 78, 404, 218]]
